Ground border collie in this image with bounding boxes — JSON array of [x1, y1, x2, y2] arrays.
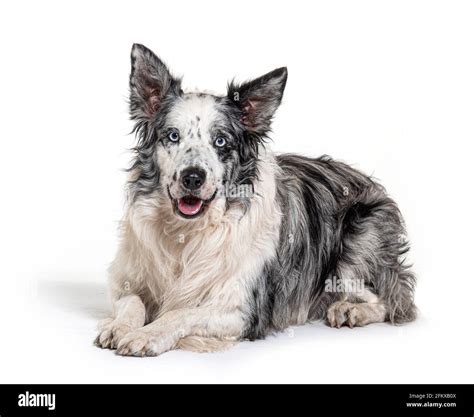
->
[[95, 44, 416, 356]]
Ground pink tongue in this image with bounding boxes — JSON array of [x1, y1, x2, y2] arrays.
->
[[178, 197, 203, 216]]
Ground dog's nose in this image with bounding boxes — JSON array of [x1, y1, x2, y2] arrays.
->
[[181, 167, 206, 191]]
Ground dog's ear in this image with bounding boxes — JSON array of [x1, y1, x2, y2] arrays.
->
[[227, 67, 287, 135], [129, 44, 181, 121]]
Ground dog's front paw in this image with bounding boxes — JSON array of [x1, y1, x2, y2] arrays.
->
[[94, 319, 133, 349], [116, 329, 177, 357]]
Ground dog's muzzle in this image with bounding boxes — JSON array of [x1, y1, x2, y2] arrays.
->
[[167, 167, 217, 219]]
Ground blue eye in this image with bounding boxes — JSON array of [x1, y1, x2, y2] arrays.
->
[[168, 131, 180, 142], [214, 137, 226, 147]]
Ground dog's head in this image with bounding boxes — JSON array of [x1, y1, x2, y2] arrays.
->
[[128, 44, 287, 220]]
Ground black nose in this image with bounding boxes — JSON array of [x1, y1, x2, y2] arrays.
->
[[181, 167, 206, 191]]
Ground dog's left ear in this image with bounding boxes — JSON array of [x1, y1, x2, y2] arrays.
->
[[227, 67, 288, 135]]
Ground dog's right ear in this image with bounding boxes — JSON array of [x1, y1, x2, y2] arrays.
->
[[129, 44, 181, 121]]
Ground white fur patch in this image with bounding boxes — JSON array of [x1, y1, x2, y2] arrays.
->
[[107, 148, 281, 354]]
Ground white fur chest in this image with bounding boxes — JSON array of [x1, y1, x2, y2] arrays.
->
[[111, 154, 282, 318]]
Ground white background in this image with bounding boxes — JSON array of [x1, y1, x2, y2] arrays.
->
[[0, 0, 473, 383]]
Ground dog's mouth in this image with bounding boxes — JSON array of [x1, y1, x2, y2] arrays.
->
[[168, 187, 217, 219], [177, 195, 204, 217]]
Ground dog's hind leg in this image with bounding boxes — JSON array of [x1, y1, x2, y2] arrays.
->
[[325, 264, 416, 328], [326, 192, 416, 328], [325, 225, 389, 328]]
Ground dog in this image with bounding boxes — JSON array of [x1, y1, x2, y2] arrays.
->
[[95, 43, 416, 356]]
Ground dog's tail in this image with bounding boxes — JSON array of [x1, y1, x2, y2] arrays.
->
[[176, 336, 237, 353]]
